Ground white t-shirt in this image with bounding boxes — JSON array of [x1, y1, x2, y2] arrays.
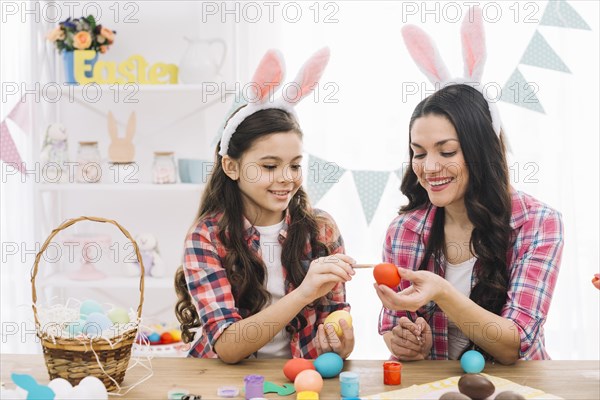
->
[[445, 257, 477, 360], [254, 220, 292, 358]]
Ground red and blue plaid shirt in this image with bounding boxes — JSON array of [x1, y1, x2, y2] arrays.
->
[[379, 189, 563, 360], [183, 209, 349, 359]]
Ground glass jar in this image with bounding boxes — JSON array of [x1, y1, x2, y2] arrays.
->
[[153, 152, 177, 184], [76, 141, 101, 183]]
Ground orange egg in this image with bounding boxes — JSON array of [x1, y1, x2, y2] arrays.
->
[[374, 263, 401, 287], [294, 369, 323, 393], [283, 358, 315, 382]]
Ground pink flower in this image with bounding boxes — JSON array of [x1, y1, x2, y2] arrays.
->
[[99, 45, 108, 54], [100, 27, 115, 44], [46, 27, 65, 42], [73, 31, 92, 49]]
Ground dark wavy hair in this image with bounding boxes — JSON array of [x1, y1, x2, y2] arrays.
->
[[401, 84, 513, 320], [175, 108, 333, 344]]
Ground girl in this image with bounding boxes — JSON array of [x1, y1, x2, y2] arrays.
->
[[376, 8, 563, 364], [175, 48, 356, 363]]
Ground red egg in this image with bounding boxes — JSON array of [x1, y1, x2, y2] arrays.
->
[[374, 263, 401, 287], [160, 332, 174, 344], [283, 358, 315, 382]]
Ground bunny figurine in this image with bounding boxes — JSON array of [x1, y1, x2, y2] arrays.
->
[[107, 111, 136, 163], [40, 123, 69, 182], [126, 233, 166, 278]]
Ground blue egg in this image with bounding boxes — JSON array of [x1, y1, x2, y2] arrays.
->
[[314, 352, 344, 378], [80, 299, 103, 319], [460, 350, 485, 373], [148, 332, 161, 344], [83, 312, 113, 338], [64, 319, 86, 337]]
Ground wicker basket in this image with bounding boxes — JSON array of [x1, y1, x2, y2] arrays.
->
[[31, 216, 145, 391]]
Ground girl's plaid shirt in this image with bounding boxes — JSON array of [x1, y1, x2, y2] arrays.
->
[[379, 189, 563, 360], [183, 209, 349, 358]]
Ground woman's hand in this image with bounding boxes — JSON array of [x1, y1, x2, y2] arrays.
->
[[385, 317, 432, 360], [374, 268, 448, 312], [296, 254, 355, 304], [317, 318, 355, 359]]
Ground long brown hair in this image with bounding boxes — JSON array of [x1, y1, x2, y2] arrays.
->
[[175, 108, 333, 343], [401, 84, 513, 318]]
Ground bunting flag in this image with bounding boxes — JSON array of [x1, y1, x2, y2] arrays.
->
[[6, 97, 31, 134], [520, 31, 570, 73], [0, 121, 24, 173], [500, 1, 588, 111], [352, 170, 390, 225], [540, 0, 591, 30], [500, 68, 545, 113], [305, 155, 346, 205]]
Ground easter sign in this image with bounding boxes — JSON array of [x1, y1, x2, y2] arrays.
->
[[74, 50, 178, 84]]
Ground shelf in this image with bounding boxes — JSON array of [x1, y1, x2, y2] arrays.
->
[[38, 273, 173, 289], [54, 83, 233, 94], [38, 183, 204, 192]]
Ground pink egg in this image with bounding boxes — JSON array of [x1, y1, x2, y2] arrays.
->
[[294, 369, 323, 393]]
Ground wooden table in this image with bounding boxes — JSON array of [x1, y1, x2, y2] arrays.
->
[[1, 355, 599, 399]]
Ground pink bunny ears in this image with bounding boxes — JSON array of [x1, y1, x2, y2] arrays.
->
[[218, 47, 330, 157], [401, 6, 502, 137]]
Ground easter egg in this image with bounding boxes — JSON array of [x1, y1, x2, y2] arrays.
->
[[77, 377, 108, 400], [323, 310, 353, 337], [148, 332, 161, 344], [495, 391, 526, 400], [460, 350, 485, 374], [373, 263, 401, 288], [83, 312, 113, 337], [161, 332, 174, 344], [283, 358, 315, 381], [170, 329, 182, 342], [48, 378, 73, 399], [314, 352, 344, 378], [439, 392, 471, 400], [64, 319, 86, 337], [80, 299, 103, 318], [107, 307, 130, 324], [294, 369, 323, 393], [458, 374, 495, 400]]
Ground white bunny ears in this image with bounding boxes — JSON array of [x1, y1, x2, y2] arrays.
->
[[401, 6, 502, 136], [218, 47, 330, 156]]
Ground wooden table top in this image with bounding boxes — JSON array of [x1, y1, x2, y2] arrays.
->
[[1, 355, 599, 399]]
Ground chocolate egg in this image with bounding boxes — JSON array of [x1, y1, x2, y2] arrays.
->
[[439, 392, 471, 400], [494, 390, 526, 400], [458, 374, 495, 400]]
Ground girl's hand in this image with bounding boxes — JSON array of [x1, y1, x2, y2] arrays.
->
[[317, 318, 355, 359], [387, 317, 432, 360], [297, 254, 355, 304], [374, 268, 447, 312], [592, 273, 600, 290]]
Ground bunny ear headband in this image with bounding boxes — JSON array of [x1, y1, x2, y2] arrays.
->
[[218, 47, 330, 156], [401, 6, 502, 137]]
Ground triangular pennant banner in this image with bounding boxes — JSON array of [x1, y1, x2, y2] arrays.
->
[[521, 31, 570, 73], [540, 0, 590, 30], [500, 68, 545, 114], [7, 97, 31, 134], [305, 155, 346, 204], [0, 121, 25, 174], [352, 170, 390, 225]]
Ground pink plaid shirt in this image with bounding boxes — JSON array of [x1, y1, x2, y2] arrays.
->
[[379, 189, 563, 360], [183, 209, 349, 358]]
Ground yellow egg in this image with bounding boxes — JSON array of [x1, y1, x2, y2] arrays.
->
[[323, 310, 352, 337], [170, 329, 182, 342]]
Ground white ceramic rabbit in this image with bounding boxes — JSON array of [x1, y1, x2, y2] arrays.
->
[[126, 233, 166, 278], [107, 111, 136, 163], [40, 123, 69, 182]]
